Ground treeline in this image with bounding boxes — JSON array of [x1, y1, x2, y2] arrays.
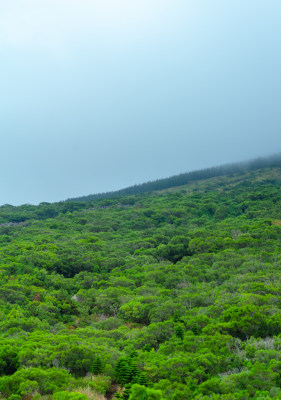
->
[[1, 153, 280, 225], [67, 153, 281, 202]]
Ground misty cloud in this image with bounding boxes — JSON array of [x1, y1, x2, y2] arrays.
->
[[0, 0, 281, 205]]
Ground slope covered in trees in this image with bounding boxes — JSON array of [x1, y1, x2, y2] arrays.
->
[[1, 166, 281, 399], [66, 153, 281, 202]]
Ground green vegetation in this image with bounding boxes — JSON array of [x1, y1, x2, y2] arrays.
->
[[67, 153, 281, 201], [1, 164, 281, 398]]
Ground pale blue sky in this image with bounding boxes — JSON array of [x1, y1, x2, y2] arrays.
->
[[1, 0, 281, 205]]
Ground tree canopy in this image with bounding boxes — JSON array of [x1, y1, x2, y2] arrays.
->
[[1, 165, 281, 398]]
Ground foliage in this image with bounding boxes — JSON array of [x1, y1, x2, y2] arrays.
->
[[0, 165, 281, 398]]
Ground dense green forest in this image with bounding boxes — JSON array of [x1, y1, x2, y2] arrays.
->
[[2, 163, 281, 399]]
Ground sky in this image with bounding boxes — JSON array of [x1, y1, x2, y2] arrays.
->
[[1, 0, 281, 205]]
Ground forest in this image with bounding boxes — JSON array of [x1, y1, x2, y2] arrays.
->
[[1, 161, 281, 399]]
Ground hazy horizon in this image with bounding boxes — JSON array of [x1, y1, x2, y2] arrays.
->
[[2, 151, 280, 206], [1, 1, 281, 205]]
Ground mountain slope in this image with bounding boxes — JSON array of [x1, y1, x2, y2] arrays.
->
[[66, 152, 281, 202], [1, 165, 281, 399]]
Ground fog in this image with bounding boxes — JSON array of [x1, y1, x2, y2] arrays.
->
[[1, 0, 281, 205]]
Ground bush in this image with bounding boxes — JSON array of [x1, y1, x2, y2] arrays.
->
[[53, 392, 88, 400], [89, 375, 111, 395], [8, 395, 22, 400]]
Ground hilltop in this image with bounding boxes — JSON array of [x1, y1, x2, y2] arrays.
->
[[1, 160, 281, 399]]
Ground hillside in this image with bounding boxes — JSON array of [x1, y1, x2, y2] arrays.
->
[[1, 165, 281, 399], [66, 153, 281, 202]]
